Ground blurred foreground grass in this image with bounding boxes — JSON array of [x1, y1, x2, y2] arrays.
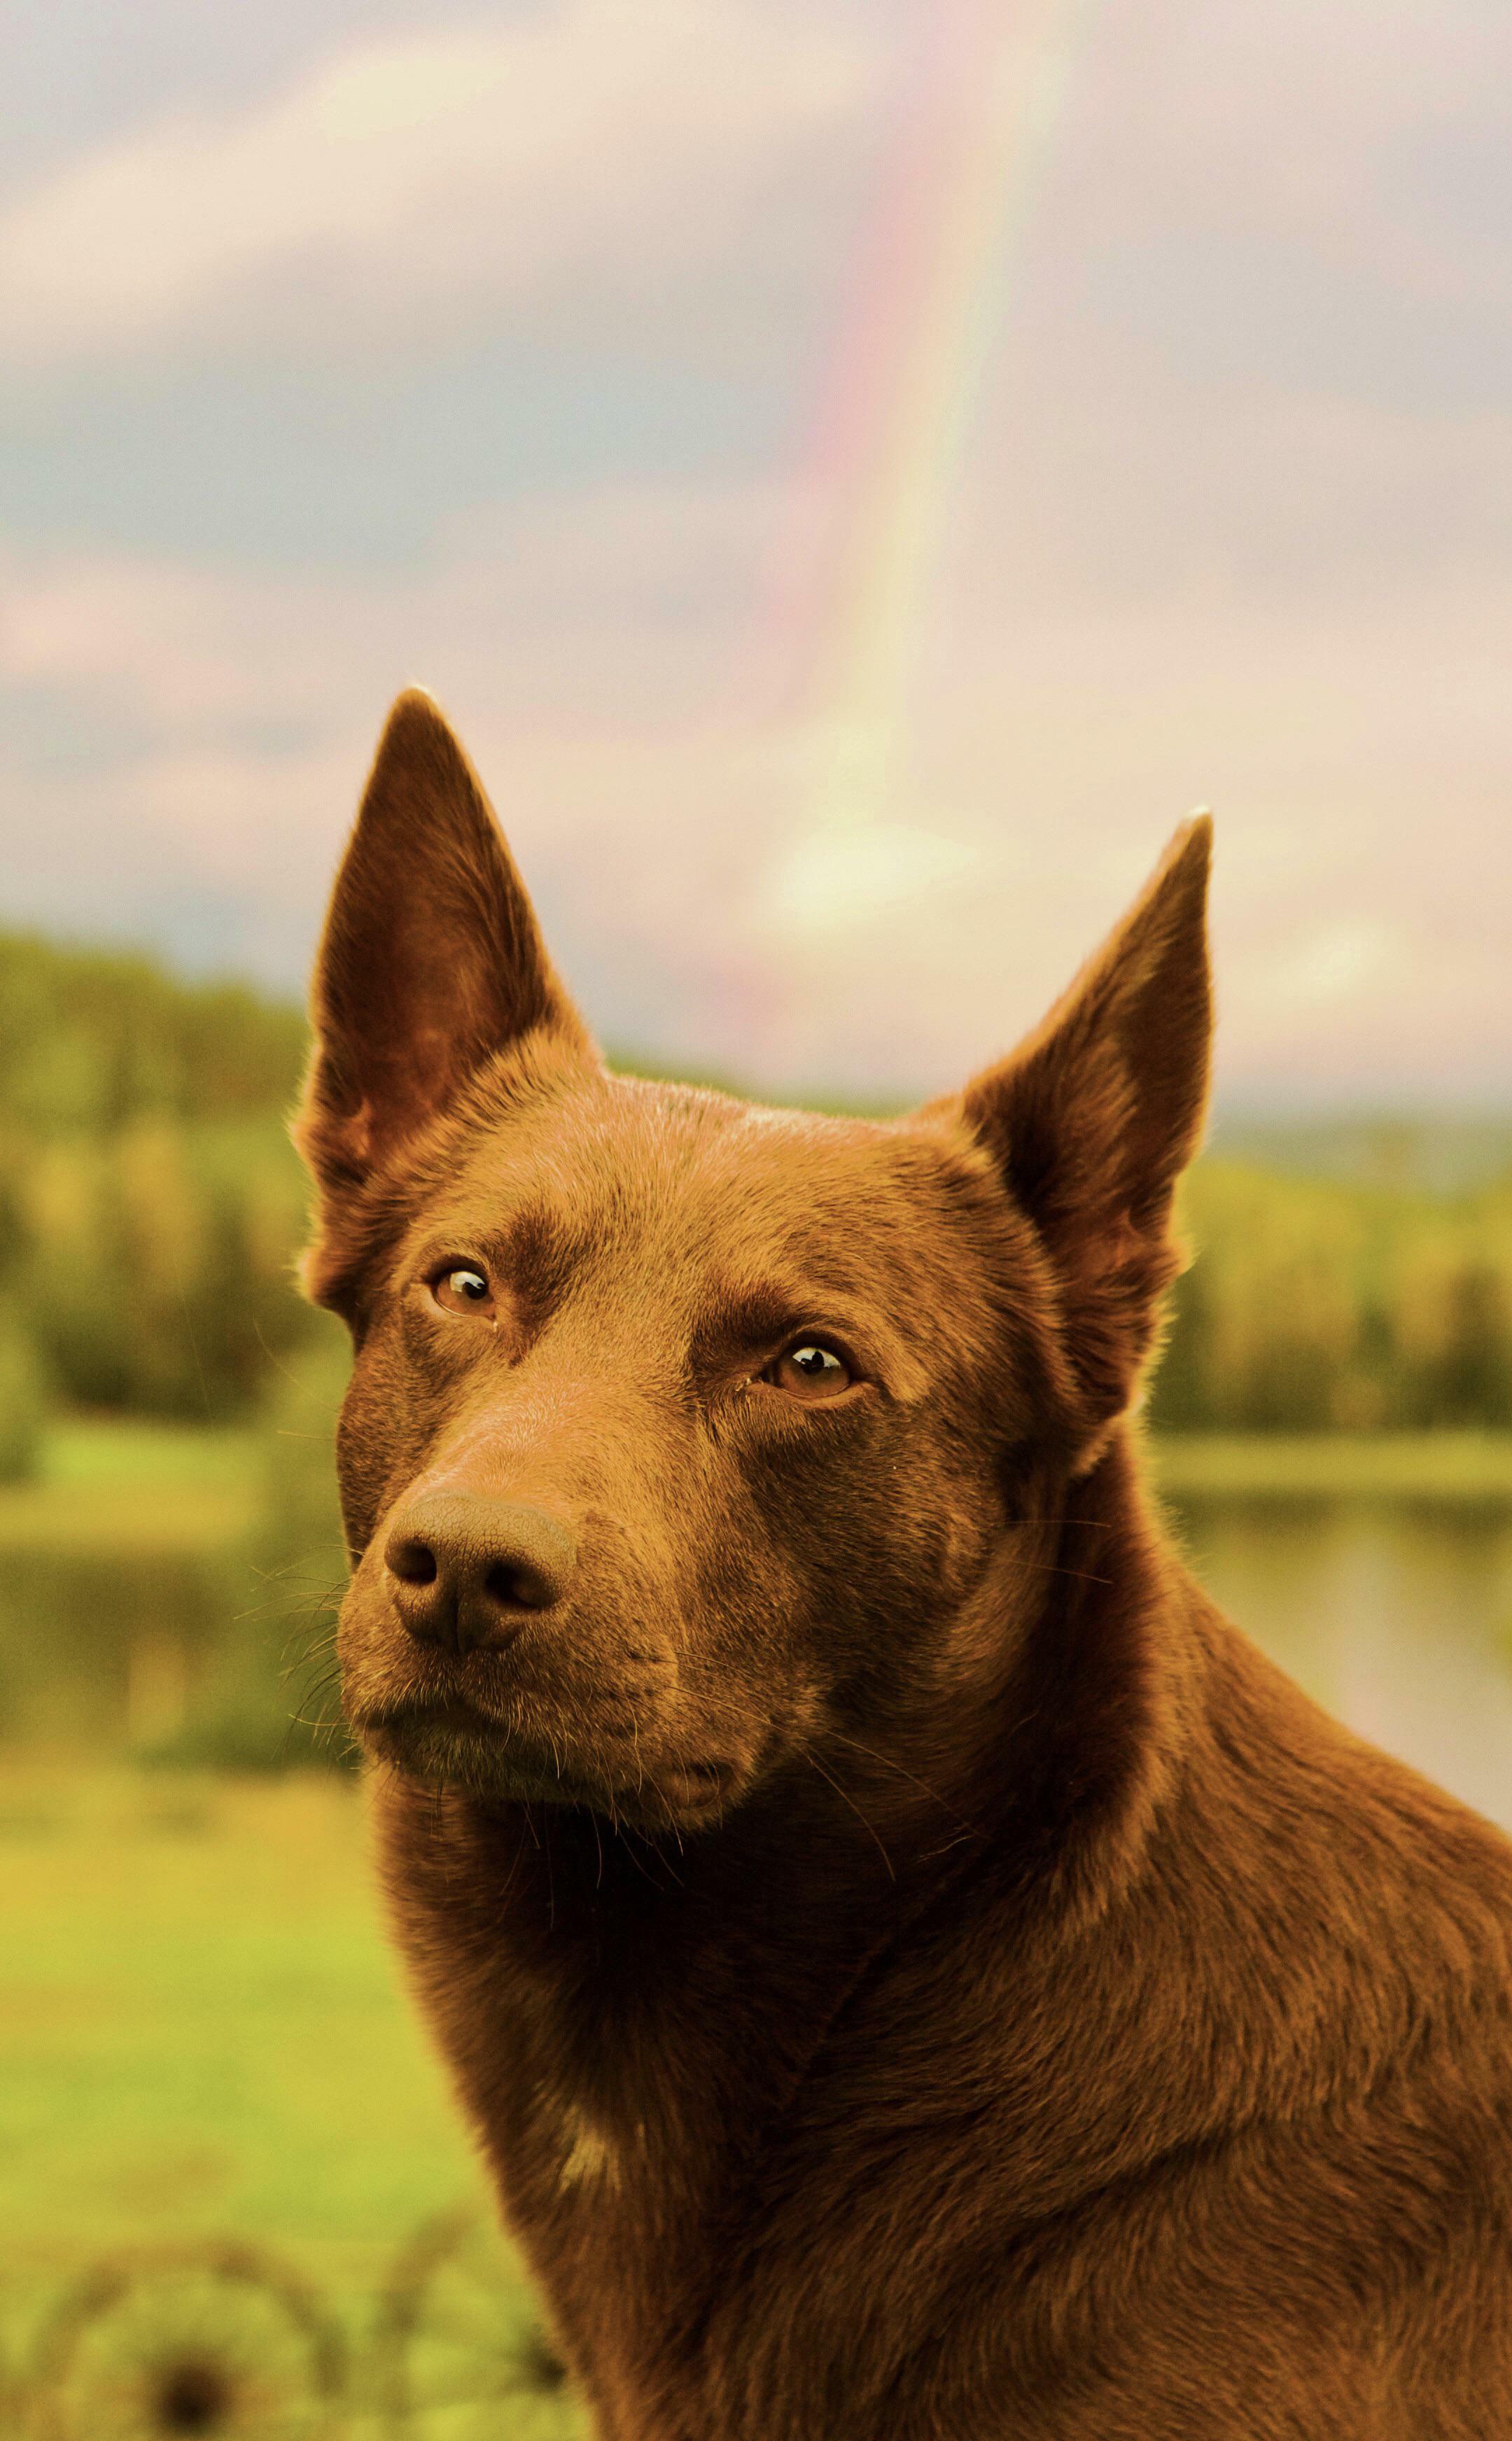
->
[[0, 1764, 587, 2433], [0, 1768, 477, 2264]]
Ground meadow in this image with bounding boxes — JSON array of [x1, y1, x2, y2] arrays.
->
[[6, 1425, 1510, 2437], [0, 1760, 586, 2436]]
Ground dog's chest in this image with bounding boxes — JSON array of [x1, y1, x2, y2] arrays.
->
[[475, 2012, 762, 2433], [470, 1953, 1028, 2439]]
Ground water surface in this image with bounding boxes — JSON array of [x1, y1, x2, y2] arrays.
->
[[1170, 1497, 1512, 1833], [1, 1501, 1509, 1833]]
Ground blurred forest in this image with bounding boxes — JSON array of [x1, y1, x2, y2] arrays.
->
[[0, 930, 314, 1467], [1155, 1163, 1512, 1433], [6, 925, 1512, 1473]]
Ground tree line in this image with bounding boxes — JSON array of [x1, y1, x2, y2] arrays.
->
[[0, 932, 313, 1464], [1151, 1163, 1512, 1433], [5, 928, 1512, 1469]]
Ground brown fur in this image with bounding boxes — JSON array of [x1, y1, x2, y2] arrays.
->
[[295, 688, 1512, 2439]]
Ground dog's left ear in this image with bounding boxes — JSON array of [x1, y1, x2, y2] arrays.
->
[[955, 817, 1212, 1447]]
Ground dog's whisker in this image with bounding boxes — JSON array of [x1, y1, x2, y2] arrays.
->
[[1011, 1560, 1116, 1588], [797, 1743, 897, 1884], [825, 1730, 977, 1835]]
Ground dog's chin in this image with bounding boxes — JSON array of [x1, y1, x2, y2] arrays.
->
[[355, 1703, 737, 1828]]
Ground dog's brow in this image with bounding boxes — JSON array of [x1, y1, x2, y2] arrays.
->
[[494, 1198, 579, 1313], [692, 1282, 808, 1362], [689, 1278, 880, 1371]]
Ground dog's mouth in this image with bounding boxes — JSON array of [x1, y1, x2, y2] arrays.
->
[[354, 1696, 735, 1821]]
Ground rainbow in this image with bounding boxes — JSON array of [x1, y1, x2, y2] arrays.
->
[[782, 0, 1099, 844]]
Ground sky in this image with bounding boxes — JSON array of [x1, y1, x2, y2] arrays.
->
[[1, 0, 1510, 1108]]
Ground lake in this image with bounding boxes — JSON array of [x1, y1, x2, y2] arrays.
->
[[1, 1432, 1510, 1830], [1169, 1494, 1512, 1833]]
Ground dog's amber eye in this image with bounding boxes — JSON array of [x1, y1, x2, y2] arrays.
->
[[432, 1264, 496, 1320], [769, 1343, 853, 1400]]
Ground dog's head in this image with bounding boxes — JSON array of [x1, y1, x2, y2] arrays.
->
[[296, 692, 1210, 1830]]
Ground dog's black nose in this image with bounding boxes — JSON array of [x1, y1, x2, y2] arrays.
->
[[383, 1492, 578, 1656]]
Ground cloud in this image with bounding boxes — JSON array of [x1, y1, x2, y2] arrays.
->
[[0, 474, 790, 731], [5, 469, 1512, 1103], [15, 0, 1502, 391], [1062, 0, 1512, 309], [762, 818, 979, 939], [1264, 920, 1404, 1012], [0, 0, 881, 368]]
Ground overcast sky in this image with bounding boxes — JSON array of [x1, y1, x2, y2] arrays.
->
[[2, 0, 1510, 1107]]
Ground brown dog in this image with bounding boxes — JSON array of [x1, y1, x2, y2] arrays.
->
[[296, 690, 1512, 2440]]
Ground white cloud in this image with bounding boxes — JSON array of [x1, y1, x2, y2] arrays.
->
[[1065, 0, 1512, 307], [762, 818, 979, 937], [1264, 920, 1404, 1011], [15, 0, 1499, 388], [6, 480, 1512, 1103], [0, 0, 881, 366], [0, 475, 788, 727]]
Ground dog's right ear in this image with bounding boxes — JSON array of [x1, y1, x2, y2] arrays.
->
[[294, 689, 591, 1216]]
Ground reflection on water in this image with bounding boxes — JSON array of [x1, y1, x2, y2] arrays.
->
[[0, 1550, 228, 1751], [1169, 1498, 1512, 1833], [2, 1506, 1511, 1833]]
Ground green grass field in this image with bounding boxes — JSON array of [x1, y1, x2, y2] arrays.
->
[[1, 1763, 584, 2432], [0, 1768, 475, 2257]]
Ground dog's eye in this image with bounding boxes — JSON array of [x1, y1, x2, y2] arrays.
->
[[431, 1264, 496, 1320], [767, 1342, 853, 1401]]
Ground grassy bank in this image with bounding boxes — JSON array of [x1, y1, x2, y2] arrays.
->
[[0, 1419, 260, 1555], [1149, 1429, 1512, 1504], [10, 1416, 1512, 1560]]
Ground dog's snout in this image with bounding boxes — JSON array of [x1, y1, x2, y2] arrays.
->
[[383, 1492, 578, 1656]]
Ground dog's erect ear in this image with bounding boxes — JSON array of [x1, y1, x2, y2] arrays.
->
[[295, 690, 591, 1194], [957, 817, 1212, 1443]]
